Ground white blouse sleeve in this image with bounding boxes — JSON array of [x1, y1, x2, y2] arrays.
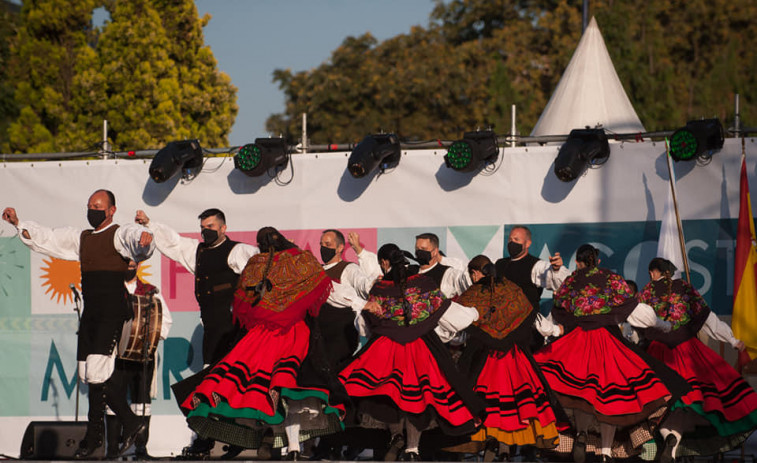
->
[[147, 221, 199, 274], [627, 302, 671, 332], [342, 262, 376, 300], [534, 313, 562, 337], [440, 267, 473, 299], [434, 302, 479, 343], [440, 256, 467, 272], [114, 223, 154, 262], [701, 312, 740, 348], [228, 243, 260, 274], [16, 220, 81, 260], [357, 249, 383, 281], [531, 259, 571, 291]]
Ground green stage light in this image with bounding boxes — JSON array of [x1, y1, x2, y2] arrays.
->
[[445, 141, 473, 171], [234, 138, 288, 177], [669, 118, 724, 162], [444, 131, 499, 173], [236, 144, 263, 171]]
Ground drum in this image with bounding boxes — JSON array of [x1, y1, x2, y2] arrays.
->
[[118, 294, 163, 362]]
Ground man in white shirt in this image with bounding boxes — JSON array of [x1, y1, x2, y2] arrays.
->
[[414, 232, 472, 298], [3, 190, 154, 458], [135, 208, 258, 458]]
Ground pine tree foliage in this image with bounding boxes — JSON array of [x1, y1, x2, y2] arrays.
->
[[2, 0, 236, 154]]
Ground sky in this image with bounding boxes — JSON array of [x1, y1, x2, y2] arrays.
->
[[193, 0, 438, 147]]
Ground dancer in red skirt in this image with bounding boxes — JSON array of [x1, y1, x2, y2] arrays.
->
[[639, 257, 757, 463], [179, 227, 342, 460], [456, 255, 566, 461], [338, 245, 483, 461], [533, 244, 686, 463]]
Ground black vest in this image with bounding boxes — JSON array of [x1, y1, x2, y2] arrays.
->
[[495, 254, 542, 310], [195, 238, 239, 310], [421, 263, 450, 289], [194, 238, 240, 363]]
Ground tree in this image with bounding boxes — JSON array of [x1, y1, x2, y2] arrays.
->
[[150, 0, 237, 147], [267, 0, 757, 144], [5, 0, 101, 153], [3, 0, 236, 154], [0, 1, 20, 152]]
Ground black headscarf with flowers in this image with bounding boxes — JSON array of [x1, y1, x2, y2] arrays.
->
[[551, 266, 639, 331], [638, 278, 710, 347]]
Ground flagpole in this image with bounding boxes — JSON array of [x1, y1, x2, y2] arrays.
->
[[665, 140, 691, 282]]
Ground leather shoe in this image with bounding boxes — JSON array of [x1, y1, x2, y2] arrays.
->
[[402, 451, 419, 461], [384, 434, 405, 461], [285, 450, 301, 460], [118, 420, 146, 456]]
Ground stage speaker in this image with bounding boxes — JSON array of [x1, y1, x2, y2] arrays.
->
[[19, 421, 103, 459]]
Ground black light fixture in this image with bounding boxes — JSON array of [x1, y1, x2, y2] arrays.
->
[[669, 118, 724, 162], [553, 128, 610, 182], [347, 134, 401, 178], [234, 138, 289, 177], [149, 139, 203, 183], [444, 130, 499, 172]]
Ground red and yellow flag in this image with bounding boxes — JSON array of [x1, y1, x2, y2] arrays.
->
[[733, 155, 757, 369]]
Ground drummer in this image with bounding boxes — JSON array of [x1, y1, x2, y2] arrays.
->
[[2, 190, 155, 458], [106, 260, 173, 458]]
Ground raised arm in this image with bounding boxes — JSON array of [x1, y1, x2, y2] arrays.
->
[[137, 210, 199, 274], [531, 256, 571, 291], [3, 206, 82, 260]]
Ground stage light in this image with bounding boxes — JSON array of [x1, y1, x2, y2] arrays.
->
[[347, 134, 401, 178], [234, 138, 289, 177], [669, 118, 724, 162], [444, 130, 499, 172], [553, 128, 610, 182], [149, 139, 203, 183]]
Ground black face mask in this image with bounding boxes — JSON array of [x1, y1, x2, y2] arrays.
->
[[507, 241, 524, 258], [201, 228, 219, 245], [87, 209, 107, 228], [415, 249, 432, 266], [320, 245, 337, 264], [124, 269, 137, 281]]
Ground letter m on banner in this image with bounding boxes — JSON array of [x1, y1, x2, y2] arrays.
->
[[41, 340, 77, 400]]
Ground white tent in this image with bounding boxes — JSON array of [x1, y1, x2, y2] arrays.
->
[[530, 17, 645, 137]]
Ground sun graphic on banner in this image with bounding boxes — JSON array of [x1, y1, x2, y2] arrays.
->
[[137, 263, 153, 284], [40, 257, 81, 305]]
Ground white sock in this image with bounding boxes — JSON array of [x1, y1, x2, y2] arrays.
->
[[405, 420, 422, 451], [285, 423, 301, 452]]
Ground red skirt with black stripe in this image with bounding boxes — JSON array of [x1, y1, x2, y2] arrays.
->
[[338, 336, 475, 428], [533, 327, 672, 423], [182, 319, 324, 415], [477, 344, 558, 431], [648, 338, 757, 425]]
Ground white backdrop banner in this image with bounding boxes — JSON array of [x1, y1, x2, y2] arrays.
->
[[0, 138, 754, 457]]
